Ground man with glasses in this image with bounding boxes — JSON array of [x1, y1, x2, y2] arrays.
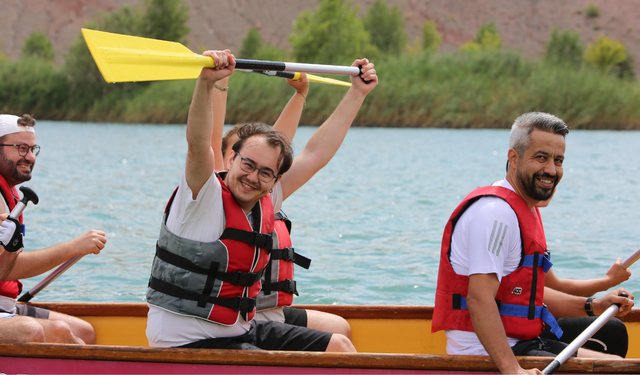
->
[[0, 114, 107, 344], [146, 49, 377, 351]]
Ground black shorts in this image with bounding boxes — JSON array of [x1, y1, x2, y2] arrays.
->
[[511, 337, 577, 357], [539, 316, 628, 357], [178, 320, 332, 351], [16, 304, 50, 319], [283, 307, 308, 327]]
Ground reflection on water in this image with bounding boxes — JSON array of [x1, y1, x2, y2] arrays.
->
[[20, 122, 640, 305]]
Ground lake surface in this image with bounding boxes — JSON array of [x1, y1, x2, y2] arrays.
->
[[18, 121, 640, 305]]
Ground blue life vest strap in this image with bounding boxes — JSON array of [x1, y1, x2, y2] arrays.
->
[[522, 254, 553, 273], [459, 297, 563, 339]]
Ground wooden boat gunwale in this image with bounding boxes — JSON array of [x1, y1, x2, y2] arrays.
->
[[2, 303, 640, 373]]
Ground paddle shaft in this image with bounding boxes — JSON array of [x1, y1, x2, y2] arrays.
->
[[622, 248, 640, 269], [18, 255, 83, 302], [234, 59, 360, 76], [542, 302, 620, 374]]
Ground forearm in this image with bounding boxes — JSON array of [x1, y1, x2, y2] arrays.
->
[[188, 77, 216, 153], [212, 76, 229, 170], [548, 277, 611, 297], [5, 242, 77, 280], [273, 91, 305, 141], [544, 287, 589, 317], [303, 88, 366, 165]]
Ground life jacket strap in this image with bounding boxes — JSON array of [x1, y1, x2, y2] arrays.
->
[[275, 210, 292, 234], [263, 279, 298, 296], [149, 276, 256, 314], [155, 245, 264, 286], [522, 253, 553, 273], [458, 296, 563, 339], [220, 228, 273, 249], [270, 247, 311, 269]]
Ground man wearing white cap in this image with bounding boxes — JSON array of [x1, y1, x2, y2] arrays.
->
[[0, 114, 107, 344]]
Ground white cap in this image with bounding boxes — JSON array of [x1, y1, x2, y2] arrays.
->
[[0, 115, 36, 138]]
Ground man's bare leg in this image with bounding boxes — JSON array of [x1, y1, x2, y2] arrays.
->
[[48, 311, 94, 344], [306, 309, 352, 339], [0, 316, 45, 342]]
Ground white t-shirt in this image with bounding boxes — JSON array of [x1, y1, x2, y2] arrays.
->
[[445, 179, 525, 355], [146, 171, 283, 348]]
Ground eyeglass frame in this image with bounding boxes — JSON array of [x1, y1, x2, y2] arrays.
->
[[0, 144, 41, 157], [234, 152, 279, 183]]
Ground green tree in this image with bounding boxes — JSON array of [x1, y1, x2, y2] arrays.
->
[[142, 0, 190, 44], [473, 22, 502, 49], [290, 0, 374, 64], [585, 3, 600, 18], [422, 20, 442, 53], [584, 35, 628, 70], [459, 21, 502, 52], [544, 28, 584, 68], [63, 6, 145, 111], [21, 32, 55, 61], [584, 35, 634, 79], [0, 40, 7, 62], [240, 27, 263, 59], [362, 0, 407, 55]]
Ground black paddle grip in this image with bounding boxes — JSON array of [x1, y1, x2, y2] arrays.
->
[[358, 65, 372, 84]]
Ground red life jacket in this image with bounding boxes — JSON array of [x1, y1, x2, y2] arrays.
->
[[257, 211, 311, 310], [432, 186, 561, 340], [0, 175, 23, 299], [148, 173, 274, 325]]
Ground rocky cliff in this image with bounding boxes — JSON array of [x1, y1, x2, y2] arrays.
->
[[1, 0, 639, 69]]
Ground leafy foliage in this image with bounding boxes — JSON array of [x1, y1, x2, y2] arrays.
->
[[585, 3, 600, 18], [544, 28, 584, 68], [584, 35, 630, 75], [473, 22, 502, 49], [240, 27, 263, 59], [142, 0, 190, 44], [362, 0, 407, 55], [290, 0, 375, 64], [460, 21, 502, 52], [422, 21, 442, 53], [21, 32, 55, 61]]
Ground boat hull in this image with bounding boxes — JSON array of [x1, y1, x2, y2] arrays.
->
[[1, 303, 640, 374]]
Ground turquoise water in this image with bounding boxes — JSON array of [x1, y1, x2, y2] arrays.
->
[[19, 122, 640, 305]]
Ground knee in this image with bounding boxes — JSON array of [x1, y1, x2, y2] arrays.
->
[[18, 318, 46, 343], [334, 317, 352, 339], [46, 320, 84, 344], [70, 319, 96, 344], [325, 333, 356, 353]]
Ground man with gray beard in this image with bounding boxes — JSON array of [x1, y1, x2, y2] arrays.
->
[[432, 112, 634, 374]]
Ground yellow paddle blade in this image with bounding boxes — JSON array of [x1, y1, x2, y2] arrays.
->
[[82, 28, 213, 83], [307, 74, 351, 87]]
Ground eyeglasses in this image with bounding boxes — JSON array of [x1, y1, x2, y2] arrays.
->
[[235, 152, 278, 183], [0, 144, 41, 157]]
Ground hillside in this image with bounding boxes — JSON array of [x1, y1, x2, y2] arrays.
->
[[1, 0, 640, 71]]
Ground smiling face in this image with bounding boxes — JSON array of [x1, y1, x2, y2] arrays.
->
[[507, 129, 565, 208], [224, 136, 281, 213], [0, 132, 37, 187]]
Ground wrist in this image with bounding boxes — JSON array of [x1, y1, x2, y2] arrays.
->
[[214, 84, 228, 92], [585, 297, 596, 316]]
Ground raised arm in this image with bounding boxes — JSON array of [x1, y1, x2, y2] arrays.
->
[[185, 50, 235, 199], [272, 73, 310, 141], [545, 258, 631, 297], [212, 76, 230, 171], [279, 58, 378, 200]]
